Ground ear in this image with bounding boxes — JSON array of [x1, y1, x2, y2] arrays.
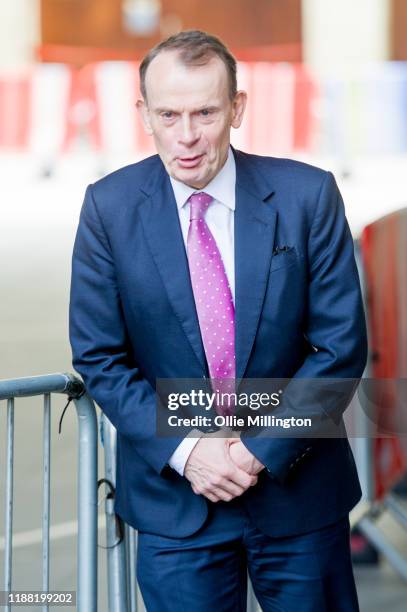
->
[[136, 99, 153, 135], [231, 90, 247, 129]]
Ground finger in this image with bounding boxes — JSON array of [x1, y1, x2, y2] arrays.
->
[[227, 463, 258, 489], [201, 473, 258, 500], [207, 484, 238, 502], [204, 491, 222, 503], [191, 475, 243, 500], [211, 478, 245, 499], [197, 472, 245, 499], [191, 483, 221, 502], [210, 465, 255, 495]]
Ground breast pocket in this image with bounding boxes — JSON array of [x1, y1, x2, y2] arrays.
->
[[270, 247, 302, 273]]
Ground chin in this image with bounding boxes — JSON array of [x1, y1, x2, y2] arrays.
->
[[180, 169, 209, 186]]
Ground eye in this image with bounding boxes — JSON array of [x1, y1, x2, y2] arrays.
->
[[200, 109, 211, 116], [162, 111, 173, 119]]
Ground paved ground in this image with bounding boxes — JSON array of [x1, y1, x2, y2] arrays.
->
[[1, 151, 407, 611]]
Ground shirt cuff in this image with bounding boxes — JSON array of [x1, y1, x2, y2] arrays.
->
[[168, 430, 203, 476]]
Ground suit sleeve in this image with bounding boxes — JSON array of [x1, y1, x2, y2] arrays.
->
[[241, 171, 368, 483], [69, 185, 183, 475]]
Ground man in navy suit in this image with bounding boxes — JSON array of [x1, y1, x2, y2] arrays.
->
[[70, 30, 367, 611]]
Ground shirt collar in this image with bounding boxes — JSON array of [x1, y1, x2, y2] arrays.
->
[[169, 146, 236, 212]]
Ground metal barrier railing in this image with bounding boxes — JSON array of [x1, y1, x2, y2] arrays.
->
[[0, 373, 98, 611]]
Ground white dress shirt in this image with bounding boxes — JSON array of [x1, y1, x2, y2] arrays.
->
[[167, 146, 236, 475]]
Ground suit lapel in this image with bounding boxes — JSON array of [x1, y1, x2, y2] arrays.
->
[[233, 150, 277, 379], [137, 163, 207, 372]]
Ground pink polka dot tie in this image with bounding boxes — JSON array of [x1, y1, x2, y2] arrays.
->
[[187, 192, 235, 416]]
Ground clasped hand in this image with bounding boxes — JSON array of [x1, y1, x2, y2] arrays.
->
[[184, 435, 264, 503]]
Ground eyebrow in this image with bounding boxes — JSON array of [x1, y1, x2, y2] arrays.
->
[[153, 105, 220, 114], [153, 108, 175, 114]]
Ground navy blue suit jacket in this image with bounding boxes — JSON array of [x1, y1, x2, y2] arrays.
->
[[69, 148, 367, 538]]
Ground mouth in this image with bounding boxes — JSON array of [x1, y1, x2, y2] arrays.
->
[[177, 154, 204, 168]]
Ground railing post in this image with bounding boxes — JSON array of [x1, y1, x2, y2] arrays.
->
[[246, 577, 259, 612], [124, 524, 139, 612], [3, 398, 15, 612], [42, 392, 51, 611], [101, 414, 129, 612], [73, 392, 98, 612]]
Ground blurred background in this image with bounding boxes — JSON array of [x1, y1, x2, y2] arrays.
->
[[1, 1, 407, 610]]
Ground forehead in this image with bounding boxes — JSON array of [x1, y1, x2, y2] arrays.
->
[[144, 51, 230, 109]]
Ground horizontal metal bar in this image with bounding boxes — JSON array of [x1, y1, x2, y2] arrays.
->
[[359, 516, 407, 582], [0, 373, 85, 400], [384, 494, 407, 531], [349, 499, 372, 529]]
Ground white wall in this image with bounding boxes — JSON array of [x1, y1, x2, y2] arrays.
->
[[302, 0, 391, 74], [0, 0, 40, 69]]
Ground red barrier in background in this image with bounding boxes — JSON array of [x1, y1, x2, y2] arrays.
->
[[0, 75, 31, 149], [361, 210, 407, 499], [62, 64, 102, 152], [0, 61, 316, 156]]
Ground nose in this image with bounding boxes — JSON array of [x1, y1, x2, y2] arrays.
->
[[178, 115, 200, 147]]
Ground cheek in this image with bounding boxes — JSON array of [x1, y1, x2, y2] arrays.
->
[[204, 129, 226, 153], [208, 122, 230, 148], [154, 131, 174, 155]]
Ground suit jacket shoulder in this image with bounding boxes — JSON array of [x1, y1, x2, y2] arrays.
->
[[233, 149, 338, 228], [235, 149, 331, 194], [88, 153, 163, 218], [235, 149, 328, 181]]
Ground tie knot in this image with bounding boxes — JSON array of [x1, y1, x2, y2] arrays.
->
[[189, 192, 213, 221]]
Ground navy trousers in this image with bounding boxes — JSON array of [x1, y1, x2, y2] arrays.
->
[[136, 498, 359, 612]]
